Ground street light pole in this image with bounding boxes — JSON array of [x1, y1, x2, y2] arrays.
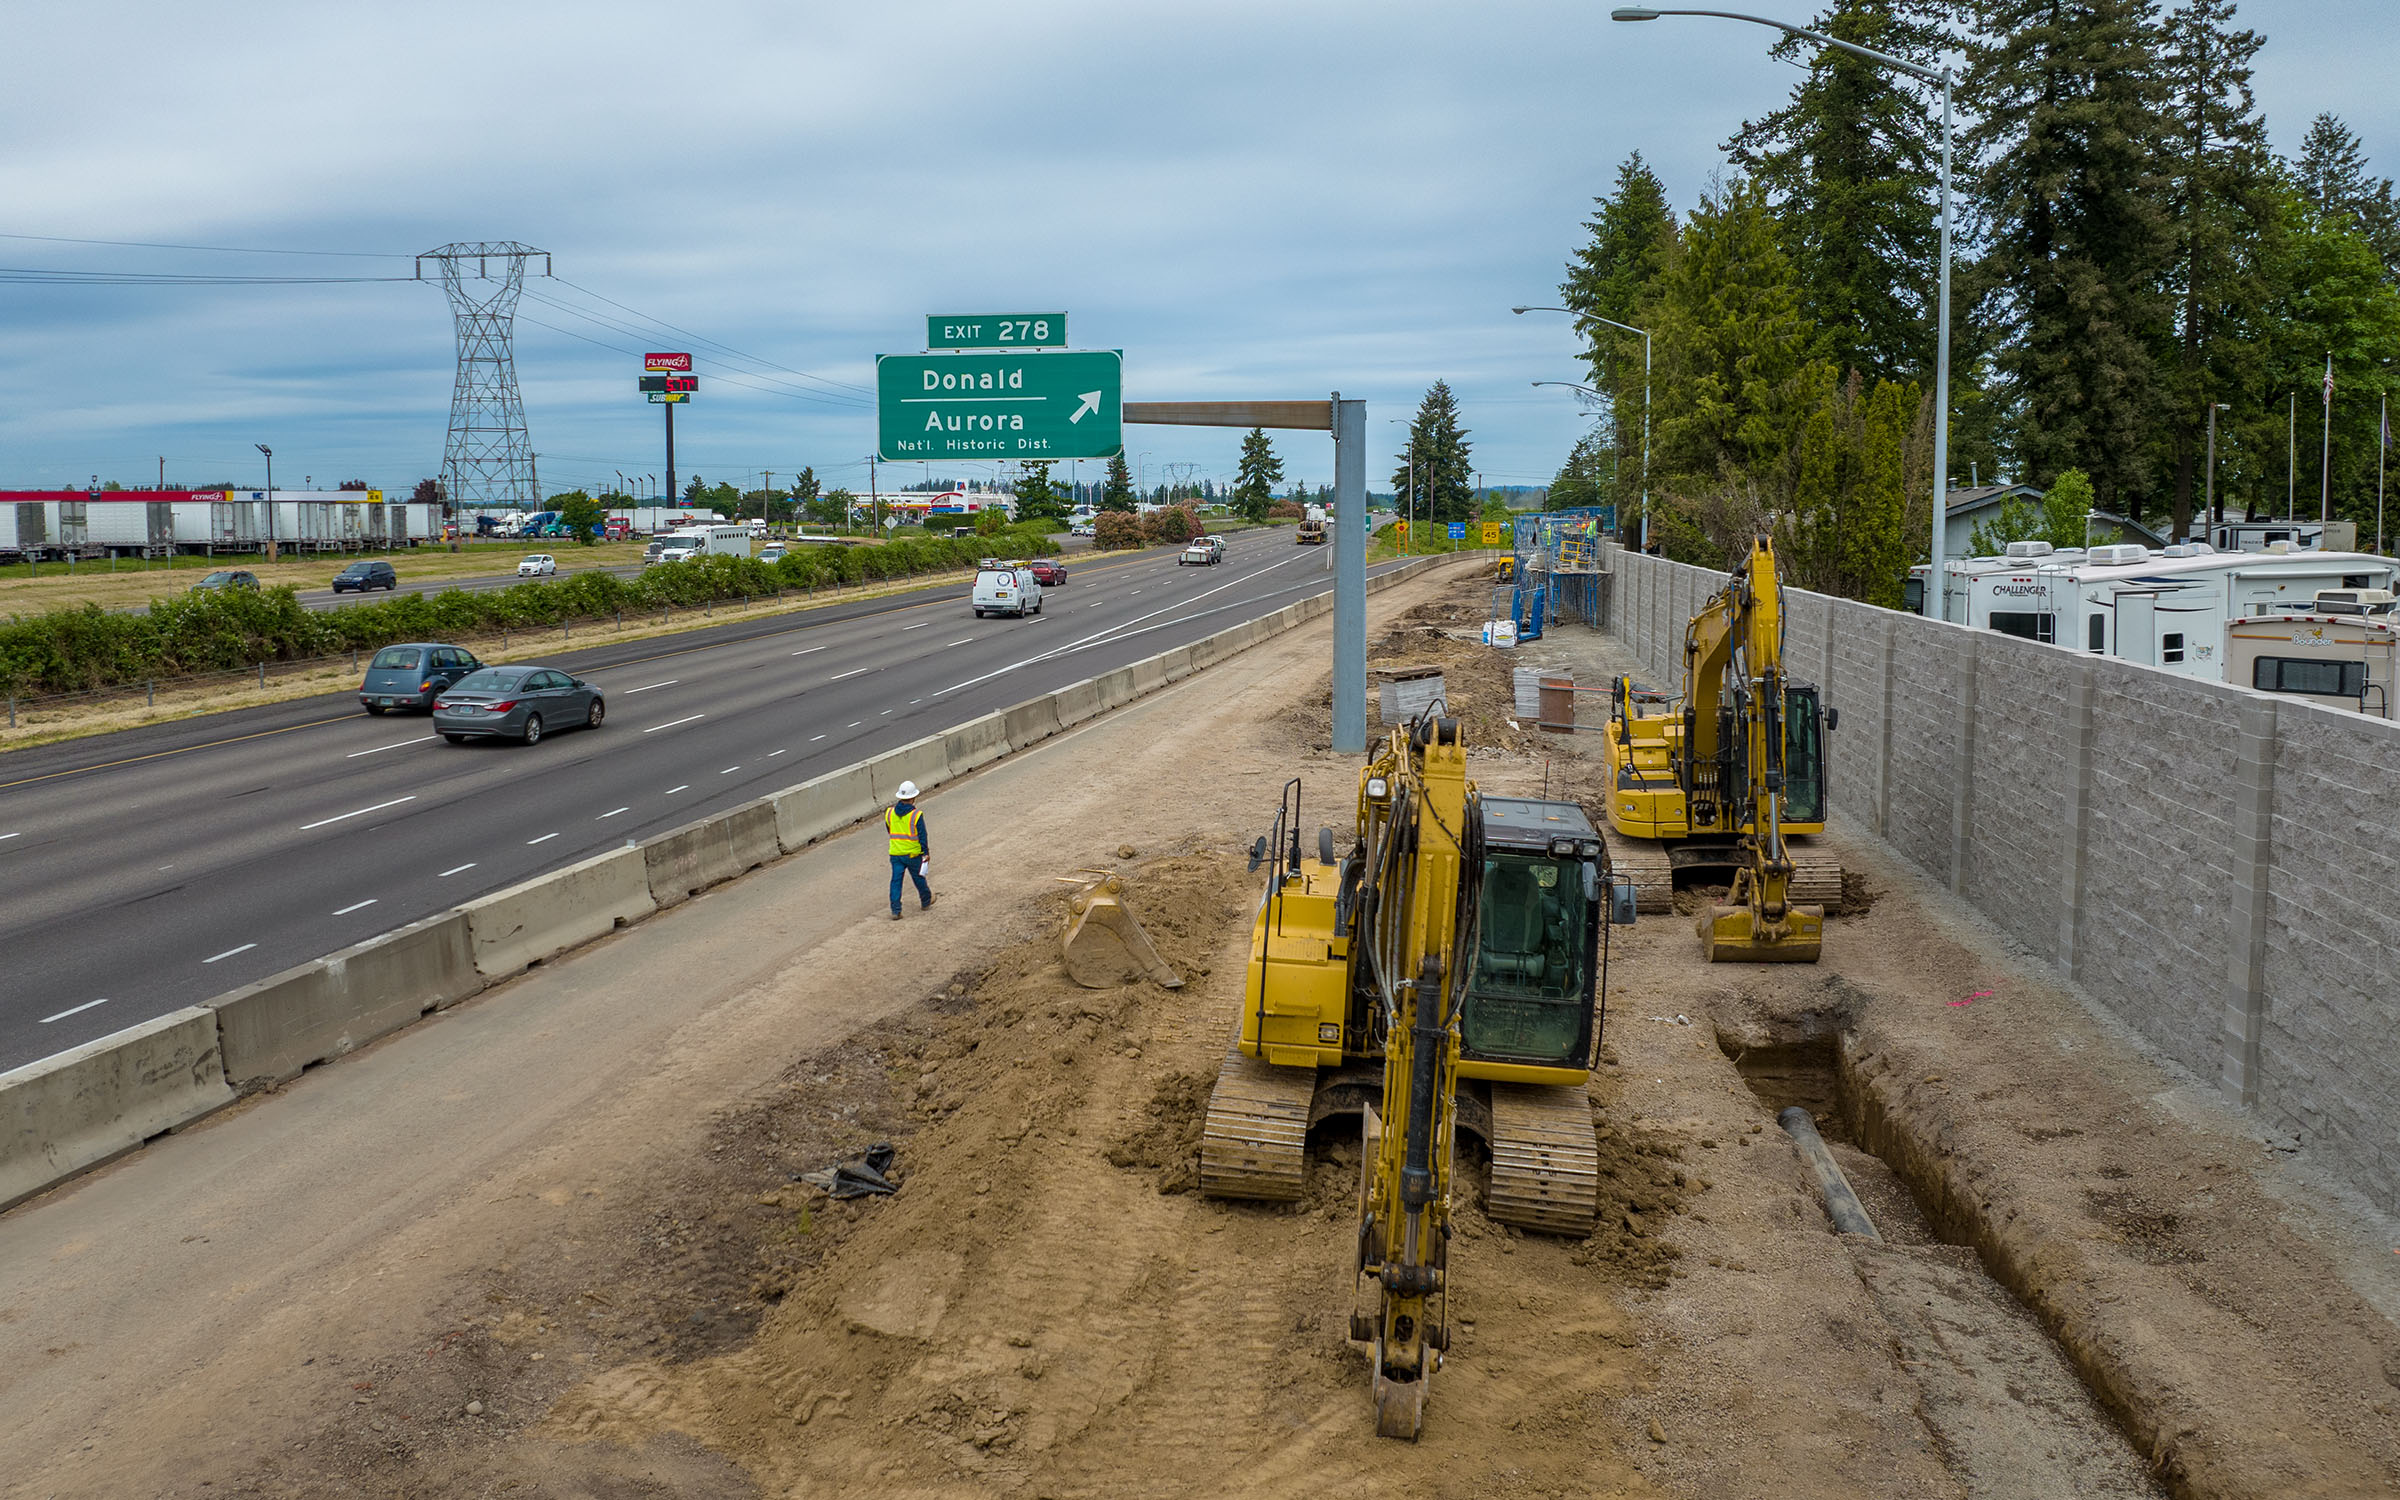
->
[[1613, 6, 1951, 615], [1519, 306, 1650, 550], [2205, 402, 2229, 535], [254, 443, 275, 562]]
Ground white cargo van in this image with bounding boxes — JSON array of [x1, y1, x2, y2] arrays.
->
[[972, 565, 1043, 618]]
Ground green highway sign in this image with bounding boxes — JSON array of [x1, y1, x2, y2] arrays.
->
[[877, 350, 1123, 461], [926, 313, 1067, 350]]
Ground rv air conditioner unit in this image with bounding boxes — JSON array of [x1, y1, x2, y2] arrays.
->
[[2004, 540, 2054, 559], [2089, 544, 2150, 566]]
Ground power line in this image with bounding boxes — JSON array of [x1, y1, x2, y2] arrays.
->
[[513, 312, 872, 410], [0, 266, 411, 285], [0, 231, 410, 259], [518, 291, 871, 410], [549, 276, 873, 397]]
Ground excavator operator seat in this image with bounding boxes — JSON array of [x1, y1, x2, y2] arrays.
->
[[1474, 862, 1549, 985]]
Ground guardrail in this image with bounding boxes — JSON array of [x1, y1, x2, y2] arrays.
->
[[0, 553, 1461, 1212]]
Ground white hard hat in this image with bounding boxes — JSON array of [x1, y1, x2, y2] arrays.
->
[[896, 780, 919, 800]]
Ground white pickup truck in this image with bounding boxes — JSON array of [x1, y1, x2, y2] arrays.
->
[[1179, 536, 1223, 566]]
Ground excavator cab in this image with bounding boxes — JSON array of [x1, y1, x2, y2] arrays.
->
[[1459, 797, 1606, 1072]]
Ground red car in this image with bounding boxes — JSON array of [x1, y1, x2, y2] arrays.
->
[[1026, 559, 1067, 586]]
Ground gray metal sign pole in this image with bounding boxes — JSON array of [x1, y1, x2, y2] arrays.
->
[[1332, 395, 1366, 752], [1122, 395, 1368, 752]]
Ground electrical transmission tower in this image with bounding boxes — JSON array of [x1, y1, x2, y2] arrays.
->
[[417, 242, 550, 509]]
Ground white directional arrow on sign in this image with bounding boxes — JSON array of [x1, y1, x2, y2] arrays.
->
[[1070, 391, 1102, 424]]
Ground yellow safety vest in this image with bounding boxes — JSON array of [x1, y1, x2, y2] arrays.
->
[[886, 806, 923, 858]]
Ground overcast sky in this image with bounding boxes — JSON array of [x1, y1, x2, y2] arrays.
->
[[2, 1, 2390, 501]]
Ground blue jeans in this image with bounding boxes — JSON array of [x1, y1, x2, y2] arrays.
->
[[890, 854, 930, 914]]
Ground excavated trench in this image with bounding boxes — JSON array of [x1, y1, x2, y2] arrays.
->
[[1719, 1023, 2170, 1500]]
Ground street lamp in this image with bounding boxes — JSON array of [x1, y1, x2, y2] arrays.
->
[[1614, 5, 1953, 617], [2205, 402, 2231, 538], [1387, 419, 1418, 548], [255, 443, 274, 561], [1518, 306, 1651, 552]]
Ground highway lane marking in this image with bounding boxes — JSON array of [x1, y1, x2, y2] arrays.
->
[[0, 548, 1172, 791], [0, 832, 19, 840], [438, 862, 478, 877], [526, 832, 560, 845], [299, 795, 417, 831], [598, 806, 630, 818], [347, 735, 435, 758], [203, 943, 257, 964], [40, 998, 109, 1024], [829, 666, 872, 681], [902, 622, 929, 630], [810, 734, 826, 741], [767, 748, 787, 757], [847, 721, 862, 728], [333, 898, 379, 915], [792, 646, 827, 656], [666, 784, 690, 794], [642, 714, 707, 734], [945, 637, 974, 647], [625, 679, 679, 693], [720, 765, 740, 774]]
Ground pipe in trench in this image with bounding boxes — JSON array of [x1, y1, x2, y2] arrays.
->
[[1779, 1105, 1881, 1240]]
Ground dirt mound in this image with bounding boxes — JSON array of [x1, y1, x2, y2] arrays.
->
[[524, 849, 1660, 1495]]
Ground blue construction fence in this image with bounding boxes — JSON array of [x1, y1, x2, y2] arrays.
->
[[1505, 507, 1615, 637]]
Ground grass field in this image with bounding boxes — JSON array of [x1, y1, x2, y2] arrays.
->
[[0, 540, 673, 616]]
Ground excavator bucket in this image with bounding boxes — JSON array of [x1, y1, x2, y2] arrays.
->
[[1061, 874, 1185, 989], [1699, 899, 1823, 963]]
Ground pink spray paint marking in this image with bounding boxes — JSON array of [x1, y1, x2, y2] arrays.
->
[[1948, 990, 1994, 1009]]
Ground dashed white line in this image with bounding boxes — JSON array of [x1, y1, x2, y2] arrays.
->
[[526, 832, 560, 846], [0, 832, 18, 842], [901, 622, 929, 631], [666, 784, 690, 794], [598, 807, 630, 819], [625, 679, 679, 693], [333, 898, 380, 916], [642, 713, 706, 734], [829, 666, 872, 681], [880, 709, 893, 716], [39, 998, 109, 1024], [810, 734, 826, 742], [347, 735, 434, 758], [767, 749, 787, 758], [720, 766, 740, 774], [846, 721, 862, 728], [791, 645, 827, 656], [300, 795, 416, 831], [438, 862, 478, 877], [203, 943, 257, 965], [945, 637, 975, 647]]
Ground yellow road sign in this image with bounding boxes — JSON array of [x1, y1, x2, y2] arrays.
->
[[1481, 522, 1502, 545]]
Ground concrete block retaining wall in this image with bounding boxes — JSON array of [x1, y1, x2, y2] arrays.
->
[[1602, 542, 2400, 1214], [0, 554, 1458, 1212]]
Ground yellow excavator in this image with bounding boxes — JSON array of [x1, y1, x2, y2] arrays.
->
[[1202, 712, 1635, 1437], [1601, 533, 1840, 961]]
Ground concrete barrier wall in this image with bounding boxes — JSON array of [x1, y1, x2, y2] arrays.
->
[[869, 734, 950, 803], [774, 764, 876, 852], [211, 913, 483, 1089], [942, 713, 1012, 775], [644, 799, 780, 907], [1600, 542, 2400, 1214], [463, 846, 656, 979], [0, 1008, 233, 1211], [1, 554, 1454, 1215]]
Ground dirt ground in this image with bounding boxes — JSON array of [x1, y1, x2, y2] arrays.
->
[[52, 564, 2399, 1500]]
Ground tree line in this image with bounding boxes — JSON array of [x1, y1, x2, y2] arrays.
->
[[1555, 0, 2400, 604]]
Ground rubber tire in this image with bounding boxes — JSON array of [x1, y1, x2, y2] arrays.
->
[[364, 703, 388, 716], [442, 732, 466, 744], [586, 698, 605, 730], [522, 713, 543, 745], [973, 608, 984, 618], [385, 577, 397, 590]]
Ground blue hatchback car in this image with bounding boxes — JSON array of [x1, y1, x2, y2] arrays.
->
[[359, 642, 483, 714]]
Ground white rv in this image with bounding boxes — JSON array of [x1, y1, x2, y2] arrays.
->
[[2223, 590, 2397, 719], [1942, 540, 2400, 678]]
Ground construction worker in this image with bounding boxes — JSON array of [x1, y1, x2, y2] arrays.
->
[[886, 780, 935, 920]]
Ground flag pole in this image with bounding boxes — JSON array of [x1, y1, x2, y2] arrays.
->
[[2380, 391, 2388, 554], [2321, 352, 2334, 524]]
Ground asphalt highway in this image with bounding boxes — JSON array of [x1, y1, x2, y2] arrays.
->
[[0, 529, 1376, 1071]]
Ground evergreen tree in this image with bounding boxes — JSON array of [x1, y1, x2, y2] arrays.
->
[[1963, 0, 2173, 519], [1392, 381, 1477, 525], [1726, 0, 1948, 387], [1650, 175, 1827, 486], [2257, 188, 2400, 531], [2295, 112, 2400, 281], [1100, 453, 1136, 512], [1547, 427, 1615, 514], [791, 466, 820, 507], [1561, 152, 1675, 495], [1014, 461, 1066, 522], [2156, 0, 2276, 539], [1231, 428, 1285, 523], [1778, 375, 1919, 607]]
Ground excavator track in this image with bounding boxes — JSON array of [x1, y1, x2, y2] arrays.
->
[[1600, 828, 1676, 914], [1484, 1083, 1601, 1235], [1787, 846, 1845, 915], [1198, 1048, 1314, 1202]]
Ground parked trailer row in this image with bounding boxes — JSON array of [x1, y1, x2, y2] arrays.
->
[[0, 492, 443, 559]]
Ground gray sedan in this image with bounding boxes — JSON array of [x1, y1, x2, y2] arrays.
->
[[431, 665, 605, 745]]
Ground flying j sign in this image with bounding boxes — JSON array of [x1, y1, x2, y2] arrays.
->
[[645, 352, 692, 372], [876, 350, 1123, 461]]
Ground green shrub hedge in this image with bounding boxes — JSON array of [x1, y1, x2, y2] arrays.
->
[[0, 527, 1057, 696]]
